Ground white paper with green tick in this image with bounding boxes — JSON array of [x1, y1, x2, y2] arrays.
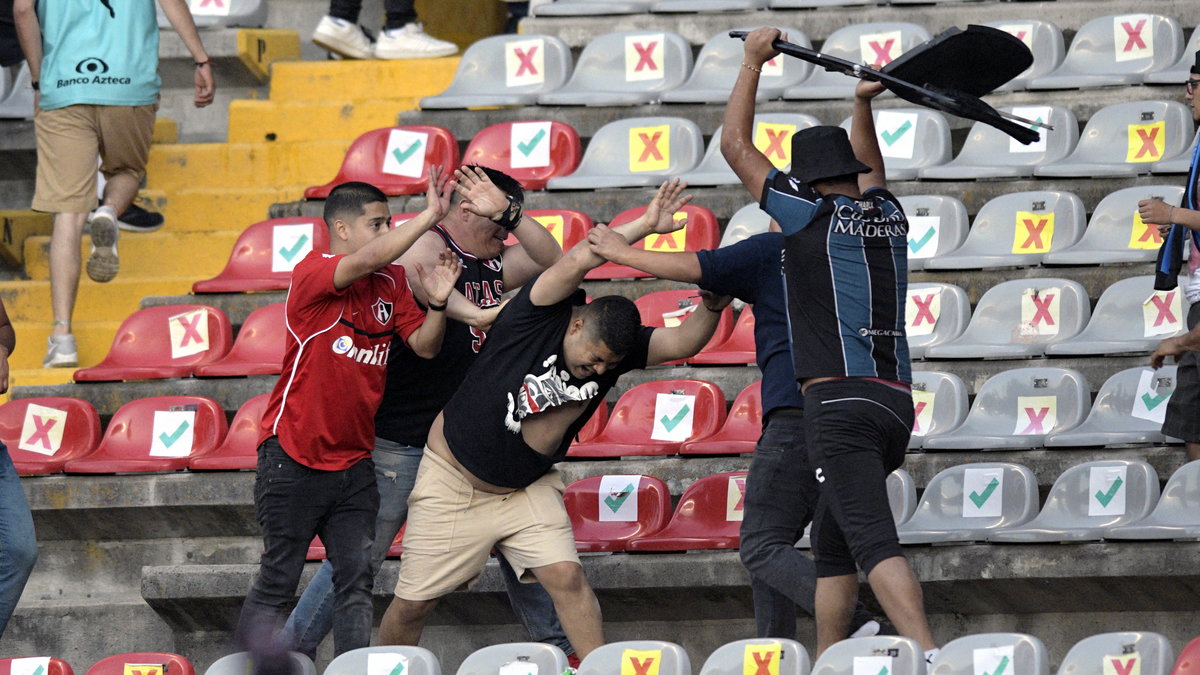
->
[[599, 474, 642, 522], [1088, 465, 1127, 517], [510, 122, 552, 169], [499, 661, 538, 675], [149, 410, 196, 458], [651, 393, 695, 441], [962, 468, 1004, 518], [973, 645, 1015, 675], [10, 657, 50, 675], [1131, 369, 1171, 424], [271, 223, 314, 273], [367, 652, 408, 675], [854, 654, 893, 675], [381, 129, 428, 178]]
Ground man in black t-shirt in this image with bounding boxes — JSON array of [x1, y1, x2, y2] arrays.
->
[[377, 180, 731, 660]]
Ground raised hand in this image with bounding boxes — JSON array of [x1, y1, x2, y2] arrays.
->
[[453, 165, 510, 220], [423, 165, 455, 223], [416, 248, 462, 306], [586, 224, 631, 261], [743, 27, 783, 68], [642, 178, 694, 234], [1138, 198, 1175, 227]]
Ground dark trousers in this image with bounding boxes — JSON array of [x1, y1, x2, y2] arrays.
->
[[740, 409, 875, 638], [328, 0, 415, 30], [234, 437, 380, 661]]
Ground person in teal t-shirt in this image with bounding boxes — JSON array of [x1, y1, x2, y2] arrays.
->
[[13, 0, 216, 368]]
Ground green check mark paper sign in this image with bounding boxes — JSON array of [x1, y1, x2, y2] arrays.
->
[[962, 467, 1004, 518], [10, 656, 51, 675], [650, 393, 695, 442], [875, 110, 918, 160], [599, 474, 642, 522], [271, 223, 315, 273], [381, 129, 428, 178], [499, 660, 539, 675], [510, 121, 553, 169], [854, 654, 893, 675], [1088, 465, 1127, 517], [1130, 368, 1172, 425], [149, 410, 197, 458], [974, 645, 1015, 675], [367, 652, 409, 675], [905, 216, 940, 260]]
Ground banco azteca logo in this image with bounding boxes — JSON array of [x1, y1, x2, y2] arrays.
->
[[75, 58, 110, 75]]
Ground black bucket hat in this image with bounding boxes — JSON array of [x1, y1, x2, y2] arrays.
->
[[788, 126, 872, 185]]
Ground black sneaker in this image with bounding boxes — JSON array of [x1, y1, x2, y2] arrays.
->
[[118, 204, 165, 232]]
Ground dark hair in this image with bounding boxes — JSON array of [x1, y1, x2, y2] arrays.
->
[[323, 181, 388, 227], [453, 165, 525, 206], [579, 295, 641, 356]]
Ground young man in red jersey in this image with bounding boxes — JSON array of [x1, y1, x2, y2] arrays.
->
[[233, 169, 462, 661]]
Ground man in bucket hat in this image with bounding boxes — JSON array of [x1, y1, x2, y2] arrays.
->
[[722, 26, 938, 660]]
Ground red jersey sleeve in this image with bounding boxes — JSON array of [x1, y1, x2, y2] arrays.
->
[[387, 264, 427, 341], [286, 253, 349, 331]]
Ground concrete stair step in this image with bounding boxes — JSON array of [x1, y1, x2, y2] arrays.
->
[[144, 139, 352, 194], [267, 58, 458, 103], [157, 27, 300, 88], [1, 276, 194, 324], [22, 232, 238, 281], [228, 97, 421, 144], [142, 292, 288, 327], [139, 187, 298, 232], [0, 597, 174, 668], [12, 321, 124, 371]]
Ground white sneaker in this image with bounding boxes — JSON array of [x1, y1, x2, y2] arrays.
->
[[43, 334, 78, 368], [374, 23, 457, 59], [86, 205, 119, 283], [850, 619, 881, 639], [313, 15, 375, 60]]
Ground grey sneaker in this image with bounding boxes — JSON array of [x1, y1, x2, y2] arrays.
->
[[374, 23, 457, 59], [313, 15, 375, 60], [86, 205, 119, 283], [43, 334, 78, 368]]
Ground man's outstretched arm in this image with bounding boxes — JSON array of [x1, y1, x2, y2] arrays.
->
[[721, 27, 782, 203], [586, 225, 701, 283], [851, 78, 887, 192], [646, 291, 732, 365]]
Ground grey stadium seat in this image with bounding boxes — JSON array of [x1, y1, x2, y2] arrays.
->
[[652, 0, 767, 12], [1042, 185, 1186, 265], [923, 191, 1085, 269], [699, 638, 810, 675], [1028, 14, 1183, 90], [455, 643, 568, 675], [898, 464, 1038, 544], [930, 634, 1049, 675], [1152, 129, 1198, 175], [906, 283, 970, 360], [205, 652, 316, 675], [922, 367, 1089, 451], [908, 370, 969, 450], [924, 279, 1089, 359], [546, 117, 703, 190], [679, 114, 819, 186], [537, 31, 692, 106], [157, 0, 266, 28], [1044, 366, 1179, 448], [420, 35, 572, 109], [662, 28, 811, 104], [811, 637, 925, 675], [1107, 460, 1200, 541], [771, 0, 868, 7], [0, 62, 34, 119], [578, 641, 690, 675], [1145, 26, 1200, 84], [897, 195, 968, 271], [325, 647, 440, 675], [1045, 277, 1189, 356], [919, 106, 1078, 180], [983, 20, 1066, 91], [534, 0, 653, 16], [1035, 101, 1194, 178], [719, 203, 772, 248], [838, 108, 951, 181], [988, 461, 1160, 543], [1051, 633, 1173, 675], [784, 23, 933, 100]]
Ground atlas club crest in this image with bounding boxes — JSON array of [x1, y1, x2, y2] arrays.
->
[[371, 298, 393, 324]]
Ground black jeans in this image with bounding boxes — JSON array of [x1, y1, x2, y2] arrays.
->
[[328, 0, 415, 30], [235, 437, 380, 661], [739, 409, 874, 638]]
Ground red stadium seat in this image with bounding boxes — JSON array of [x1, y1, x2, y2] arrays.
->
[[192, 217, 328, 294], [563, 474, 671, 552], [85, 653, 194, 675], [194, 304, 285, 377], [626, 471, 748, 551], [63, 396, 228, 473], [568, 379, 726, 458], [689, 306, 756, 365], [680, 381, 762, 455], [188, 394, 270, 471], [1171, 636, 1200, 675], [304, 126, 461, 199], [461, 121, 582, 190], [586, 204, 719, 280], [503, 209, 593, 252], [0, 398, 102, 475], [574, 399, 609, 445], [633, 289, 734, 365], [0, 658, 74, 675], [74, 306, 234, 382]]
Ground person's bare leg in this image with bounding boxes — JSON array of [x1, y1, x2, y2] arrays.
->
[[100, 173, 139, 216], [1185, 443, 1200, 462], [866, 556, 936, 650], [529, 561, 604, 660], [814, 574, 858, 657], [50, 212, 87, 335], [378, 596, 439, 645]]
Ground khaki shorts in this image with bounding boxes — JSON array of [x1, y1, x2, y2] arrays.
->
[[395, 449, 580, 601], [33, 103, 156, 214]]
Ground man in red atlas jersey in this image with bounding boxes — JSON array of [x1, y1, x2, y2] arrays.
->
[[233, 169, 462, 662]]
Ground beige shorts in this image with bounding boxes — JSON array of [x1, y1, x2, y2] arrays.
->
[[395, 449, 580, 601], [33, 103, 156, 214]]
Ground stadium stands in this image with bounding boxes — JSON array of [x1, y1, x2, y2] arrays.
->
[[1051, 633, 1174, 675], [1035, 101, 1193, 177], [905, 283, 971, 359], [919, 106, 1079, 180], [193, 303, 285, 377], [536, 31, 693, 106], [1107, 460, 1200, 540], [0, 658, 75, 675], [929, 634, 1050, 675], [680, 115, 819, 186], [679, 380, 761, 454], [661, 28, 811, 103], [577, 641, 690, 675], [323, 646, 441, 675], [897, 463, 1039, 545], [908, 370, 969, 450], [783, 22, 933, 100], [563, 475, 672, 552], [626, 471, 747, 551], [85, 653, 194, 675], [1044, 367, 1179, 448], [698, 638, 810, 675], [839, 108, 953, 181], [304, 126, 461, 199], [1, 397, 102, 475], [546, 117, 704, 190], [460, 121, 582, 191], [586, 205, 720, 278], [74, 305, 234, 381], [193, 217, 329, 294], [1028, 14, 1184, 89], [63, 396, 228, 473], [924, 280, 1090, 359], [203, 652, 315, 675], [922, 191, 1086, 270], [811, 637, 925, 675], [567, 379, 727, 457], [1043, 186, 1186, 264], [187, 393, 270, 470], [419, 35, 573, 109], [983, 20, 1066, 91], [897, 195, 969, 270]]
